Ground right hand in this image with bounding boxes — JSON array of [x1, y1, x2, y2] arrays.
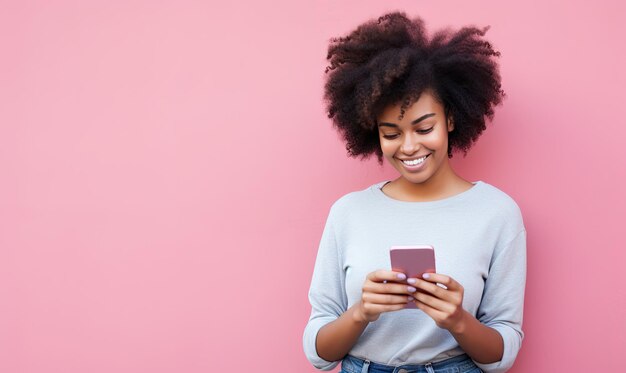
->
[[353, 269, 416, 323]]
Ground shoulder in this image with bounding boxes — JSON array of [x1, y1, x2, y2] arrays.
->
[[327, 182, 382, 219], [474, 181, 525, 232]]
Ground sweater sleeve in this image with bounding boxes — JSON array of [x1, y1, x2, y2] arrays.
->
[[473, 229, 527, 373], [302, 204, 348, 371]]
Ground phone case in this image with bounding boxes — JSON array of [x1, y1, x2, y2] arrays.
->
[[389, 245, 436, 309]]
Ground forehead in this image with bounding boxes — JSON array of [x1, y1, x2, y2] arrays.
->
[[377, 90, 444, 123]]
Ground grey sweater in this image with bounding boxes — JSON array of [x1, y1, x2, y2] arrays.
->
[[303, 181, 526, 373]]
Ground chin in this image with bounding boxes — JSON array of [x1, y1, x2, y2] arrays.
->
[[404, 175, 431, 185]]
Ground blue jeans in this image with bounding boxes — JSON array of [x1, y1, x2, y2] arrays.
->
[[340, 353, 483, 373]]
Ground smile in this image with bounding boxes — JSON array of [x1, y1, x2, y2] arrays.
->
[[397, 154, 430, 171], [401, 155, 428, 166]]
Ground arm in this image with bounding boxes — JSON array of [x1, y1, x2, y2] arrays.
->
[[314, 303, 369, 362], [315, 271, 415, 361], [303, 203, 417, 369], [449, 309, 505, 363], [471, 229, 527, 373], [411, 229, 527, 373], [410, 273, 504, 363], [303, 205, 346, 370]]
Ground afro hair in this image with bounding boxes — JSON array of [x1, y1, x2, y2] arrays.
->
[[323, 11, 506, 164]]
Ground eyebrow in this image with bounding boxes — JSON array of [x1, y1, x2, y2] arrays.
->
[[377, 113, 436, 128]]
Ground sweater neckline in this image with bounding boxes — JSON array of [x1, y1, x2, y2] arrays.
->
[[371, 180, 484, 207]]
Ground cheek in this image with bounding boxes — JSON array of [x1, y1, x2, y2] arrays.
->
[[378, 138, 394, 154], [424, 132, 448, 149]]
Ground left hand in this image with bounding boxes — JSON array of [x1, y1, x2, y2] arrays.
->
[[408, 273, 468, 333]]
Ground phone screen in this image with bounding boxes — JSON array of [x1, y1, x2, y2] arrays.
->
[[389, 245, 436, 309]]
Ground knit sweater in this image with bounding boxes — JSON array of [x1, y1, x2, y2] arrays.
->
[[303, 180, 526, 373]]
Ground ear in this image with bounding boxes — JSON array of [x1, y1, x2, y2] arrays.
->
[[447, 116, 454, 132]]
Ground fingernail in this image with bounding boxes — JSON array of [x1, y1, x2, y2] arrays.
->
[[407, 286, 417, 292], [422, 273, 430, 279], [407, 278, 417, 284], [407, 296, 414, 302], [397, 273, 406, 280]]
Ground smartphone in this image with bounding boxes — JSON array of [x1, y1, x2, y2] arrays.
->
[[389, 245, 436, 309]]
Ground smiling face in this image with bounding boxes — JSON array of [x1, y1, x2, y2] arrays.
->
[[377, 90, 454, 187]]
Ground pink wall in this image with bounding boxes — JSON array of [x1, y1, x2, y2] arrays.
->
[[1, 1, 624, 372]]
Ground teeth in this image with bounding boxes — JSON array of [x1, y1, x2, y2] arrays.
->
[[402, 156, 427, 166]]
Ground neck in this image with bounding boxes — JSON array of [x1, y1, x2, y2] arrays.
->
[[395, 158, 467, 201]]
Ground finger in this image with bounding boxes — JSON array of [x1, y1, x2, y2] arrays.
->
[[409, 278, 450, 301], [363, 292, 414, 305], [415, 299, 448, 321], [364, 281, 417, 295], [363, 302, 408, 315], [367, 269, 407, 283], [413, 291, 454, 313], [420, 273, 460, 290]]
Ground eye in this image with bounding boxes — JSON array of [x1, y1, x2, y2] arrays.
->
[[417, 127, 434, 134], [382, 134, 399, 140]]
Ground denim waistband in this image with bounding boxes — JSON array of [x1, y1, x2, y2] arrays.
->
[[341, 353, 480, 373]]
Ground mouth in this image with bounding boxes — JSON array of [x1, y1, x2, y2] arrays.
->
[[397, 154, 430, 167]]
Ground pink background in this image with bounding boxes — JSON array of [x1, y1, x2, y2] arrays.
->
[[1, 1, 625, 372]]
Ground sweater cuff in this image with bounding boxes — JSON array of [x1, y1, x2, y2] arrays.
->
[[473, 323, 523, 373], [303, 317, 341, 371]]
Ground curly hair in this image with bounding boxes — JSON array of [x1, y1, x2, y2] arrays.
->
[[323, 11, 505, 164]]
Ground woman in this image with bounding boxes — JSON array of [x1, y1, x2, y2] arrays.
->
[[303, 11, 526, 373]]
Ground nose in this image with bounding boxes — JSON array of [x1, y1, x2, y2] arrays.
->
[[400, 132, 421, 155]]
